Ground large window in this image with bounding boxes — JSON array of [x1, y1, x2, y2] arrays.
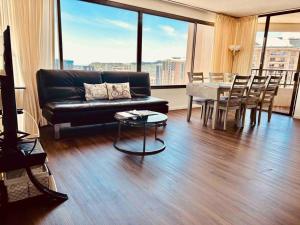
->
[[56, 0, 213, 86], [142, 15, 189, 85], [60, 0, 138, 71]]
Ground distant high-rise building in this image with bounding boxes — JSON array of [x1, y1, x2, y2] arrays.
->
[[252, 38, 300, 71]]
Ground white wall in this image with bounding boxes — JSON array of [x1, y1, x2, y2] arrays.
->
[[113, 0, 216, 23], [152, 88, 193, 110]]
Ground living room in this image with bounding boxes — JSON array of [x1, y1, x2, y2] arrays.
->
[[1, 0, 300, 225]]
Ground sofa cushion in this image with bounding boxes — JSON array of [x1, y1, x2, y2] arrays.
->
[[84, 83, 108, 100], [44, 96, 168, 113], [101, 71, 151, 97], [106, 82, 131, 100]]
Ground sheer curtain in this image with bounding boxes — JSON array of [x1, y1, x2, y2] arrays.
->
[[211, 14, 257, 75], [232, 16, 257, 75], [0, 0, 54, 125], [211, 14, 237, 73]]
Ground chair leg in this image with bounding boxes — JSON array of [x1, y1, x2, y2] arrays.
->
[[236, 109, 241, 127], [258, 104, 263, 125], [241, 107, 246, 128], [253, 108, 257, 125], [223, 110, 228, 130], [205, 106, 211, 126], [200, 105, 203, 119], [187, 96, 193, 122], [203, 103, 207, 126], [268, 102, 273, 123]]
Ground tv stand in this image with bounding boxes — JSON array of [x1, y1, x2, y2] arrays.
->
[[0, 111, 68, 206]]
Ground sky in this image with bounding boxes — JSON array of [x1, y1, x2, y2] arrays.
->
[[60, 0, 189, 65]]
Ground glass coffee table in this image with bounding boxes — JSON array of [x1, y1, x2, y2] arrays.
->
[[114, 112, 167, 156]]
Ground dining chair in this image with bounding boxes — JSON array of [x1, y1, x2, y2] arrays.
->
[[187, 72, 210, 123], [209, 72, 224, 83], [188, 72, 204, 83], [257, 75, 282, 125], [206, 75, 251, 130], [241, 76, 268, 127]]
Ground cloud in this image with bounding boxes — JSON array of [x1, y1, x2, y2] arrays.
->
[[105, 19, 136, 31], [160, 25, 176, 36], [62, 12, 100, 27], [143, 27, 151, 32]]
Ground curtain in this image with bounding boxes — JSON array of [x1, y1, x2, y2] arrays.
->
[[232, 16, 257, 75], [0, 0, 54, 126], [184, 23, 195, 82], [193, 24, 214, 79], [211, 14, 258, 75], [211, 14, 237, 73]]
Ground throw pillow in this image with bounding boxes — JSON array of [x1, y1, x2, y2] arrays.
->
[[106, 82, 132, 100], [84, 83, 108, 100]]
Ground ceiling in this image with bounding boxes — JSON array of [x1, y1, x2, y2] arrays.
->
[[165, 0, 300, 17]]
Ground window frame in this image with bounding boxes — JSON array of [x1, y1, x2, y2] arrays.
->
[[56, 0, 214, 88]]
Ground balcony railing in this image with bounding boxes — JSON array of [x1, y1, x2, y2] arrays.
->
[[251, 69, 296, 88]]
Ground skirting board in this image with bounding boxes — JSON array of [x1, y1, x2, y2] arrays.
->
[[169, 105, 201, 111], [294, 114, 300, 119]]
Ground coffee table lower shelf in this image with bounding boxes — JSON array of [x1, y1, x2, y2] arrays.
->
[[113, 120, 166, 156]]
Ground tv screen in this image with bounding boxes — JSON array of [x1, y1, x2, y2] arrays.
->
[[0, 26, 19, 151]]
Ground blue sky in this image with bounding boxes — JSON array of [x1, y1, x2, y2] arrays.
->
[[60, 0, 189, 65]]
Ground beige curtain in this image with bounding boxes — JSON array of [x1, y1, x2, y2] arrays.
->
[[193, 24, 214, 79], [0, 0, 54, 126], [232, 16, 257, 75], [211, 14, 257, 75], [211, 14, 237, 73], [185, 23, 215, 81], [184, 23, 194, 82]]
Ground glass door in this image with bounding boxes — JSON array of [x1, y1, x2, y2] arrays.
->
[[263, 12, 300, 114]]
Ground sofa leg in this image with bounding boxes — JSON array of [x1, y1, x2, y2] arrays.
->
[[54, 125, 60, 140], [54, 123, 71, 140]]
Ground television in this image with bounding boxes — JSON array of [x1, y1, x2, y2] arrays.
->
[[0, 26, 19, 153]]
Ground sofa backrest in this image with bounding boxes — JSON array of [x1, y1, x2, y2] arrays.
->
[[101, 71, 151, 97], [36, 69, 151, 107]]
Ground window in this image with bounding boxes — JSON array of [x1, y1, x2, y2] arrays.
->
[[60, 0, 138, 71], [56, 0, 214, 87], [142, 14, 189, 85]]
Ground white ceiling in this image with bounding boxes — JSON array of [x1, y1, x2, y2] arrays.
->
[[165, 0, 300, 17]]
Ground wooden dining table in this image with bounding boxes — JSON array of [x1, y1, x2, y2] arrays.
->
[[186, 82, 232, 129]]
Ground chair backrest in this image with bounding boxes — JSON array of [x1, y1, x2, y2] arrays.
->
[[209, 72, 224, 83], [224, 73, 235, 82], [227, 75, 251, 107], [188, 72, 204, 83], [261, 75, 282, 104], [245, 76, 268, 105]]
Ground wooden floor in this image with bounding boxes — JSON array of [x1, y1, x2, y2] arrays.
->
[[2, 109, 300, 225]]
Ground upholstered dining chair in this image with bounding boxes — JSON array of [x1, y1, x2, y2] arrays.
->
[[257, 75, 282, 125], [209, 72, 225, 83], [241, 76, 268, 127], [206, 75, 251, 130], [187, 72, 210, 123]]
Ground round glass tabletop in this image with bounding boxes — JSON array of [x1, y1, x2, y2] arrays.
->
[[115, 112, 168, 127]]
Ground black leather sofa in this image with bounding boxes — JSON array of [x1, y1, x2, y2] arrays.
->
[[37, 69, 169, 139]]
